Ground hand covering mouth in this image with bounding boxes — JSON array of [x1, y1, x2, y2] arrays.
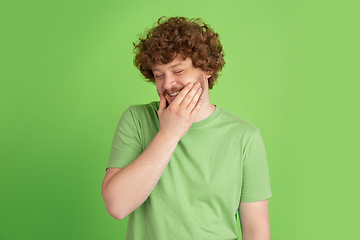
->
[[165, 87, 184, 97]]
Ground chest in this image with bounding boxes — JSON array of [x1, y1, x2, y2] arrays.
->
[[153, 132, 244, 208]]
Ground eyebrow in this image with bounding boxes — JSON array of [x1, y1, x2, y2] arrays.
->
[[152, 62, 184, 72]]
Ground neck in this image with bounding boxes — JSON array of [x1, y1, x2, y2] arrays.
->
[[194, 98, 216, 122]]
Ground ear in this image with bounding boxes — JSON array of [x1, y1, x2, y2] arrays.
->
[[205, 70, 213, 79]]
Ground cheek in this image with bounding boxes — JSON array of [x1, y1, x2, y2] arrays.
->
[[157, 88, 162, 96], [180, 71, 199, 84], [155, 83, 162, 95], [197, 72, 207, 88]]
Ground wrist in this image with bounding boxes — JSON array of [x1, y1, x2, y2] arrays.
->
[[157, 129, 182, 145]]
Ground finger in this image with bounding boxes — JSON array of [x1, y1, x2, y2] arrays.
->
[[180, 72, 205, 107], [170, 82, 194, 105], [180, 82, 202, 108], [190, 98, 203, 117], [186, 86, 203, 112], [158, 94, 166, 114]]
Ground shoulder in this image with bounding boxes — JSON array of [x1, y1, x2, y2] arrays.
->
[[128, 101, 159, 111], [119, 102, 160, 133], [124, 101, 160, 120], [216, 106, 259, 135]]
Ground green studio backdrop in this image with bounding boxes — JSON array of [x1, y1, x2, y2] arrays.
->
[[1, 0, 358, 240]]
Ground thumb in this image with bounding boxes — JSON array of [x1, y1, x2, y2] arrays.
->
[[158, 94, 166, 114]]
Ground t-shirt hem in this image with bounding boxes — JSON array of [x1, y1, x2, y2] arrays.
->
[[106, 164, 126, 170], [240, 192, 272, 202]]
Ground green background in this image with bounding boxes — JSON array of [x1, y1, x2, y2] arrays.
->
[[1, 0, 358, 239]]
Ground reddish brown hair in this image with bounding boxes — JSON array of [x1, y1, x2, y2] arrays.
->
[[133, 16, 225, 89]]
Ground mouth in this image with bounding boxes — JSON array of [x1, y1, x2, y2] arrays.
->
[[166, 86, 184, 98], [168, 91, 181, 97]]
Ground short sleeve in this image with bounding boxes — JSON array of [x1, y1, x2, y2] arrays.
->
[[240, 129, 272, 202], [107, 107, 143, 169]]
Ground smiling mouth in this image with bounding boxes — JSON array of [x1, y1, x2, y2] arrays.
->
[[168, 91, 180, 97]]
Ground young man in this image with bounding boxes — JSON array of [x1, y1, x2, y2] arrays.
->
[[102, 17, 272, 240]]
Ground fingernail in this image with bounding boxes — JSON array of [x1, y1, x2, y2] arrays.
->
[[196, 82, 201, 87], [189, 83, 194, 87], [198, 87, 202, 91]]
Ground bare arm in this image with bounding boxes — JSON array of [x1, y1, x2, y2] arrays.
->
[[101, 82, 202, 220], [239, 199, 271, 240]]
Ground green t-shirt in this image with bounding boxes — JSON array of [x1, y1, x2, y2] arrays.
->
[[108, 101, 272, 240]]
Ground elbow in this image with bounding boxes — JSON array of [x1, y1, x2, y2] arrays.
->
[[106, 204, 129, 220], [111, 213, 126, 221], [111, 212, 127, 221], [102, 189, 129, 220]]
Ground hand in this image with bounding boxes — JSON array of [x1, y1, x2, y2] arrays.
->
[[157, 82, 203, 141]]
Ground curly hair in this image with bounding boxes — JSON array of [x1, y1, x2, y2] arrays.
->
[[133, 16, 225, 89]]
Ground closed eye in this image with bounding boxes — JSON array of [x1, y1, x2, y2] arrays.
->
[[173, 70, 183, 74], [155, 74, 164, 79]]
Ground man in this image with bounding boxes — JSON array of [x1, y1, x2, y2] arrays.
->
[[101, 17, 272, 240]]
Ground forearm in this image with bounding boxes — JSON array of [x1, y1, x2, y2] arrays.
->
[[102, 130, 178, 220], [241, 217, 271, 240], [242, 231, 271, 240], [102, 83, 203, 220]]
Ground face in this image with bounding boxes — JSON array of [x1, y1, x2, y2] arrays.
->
[[151, 55, 211, 105]]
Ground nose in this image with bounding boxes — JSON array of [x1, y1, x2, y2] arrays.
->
[[163, 74, 177, 90]]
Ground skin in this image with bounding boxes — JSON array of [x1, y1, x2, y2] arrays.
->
[[152, 55, 215, 123], [101, 55, 270, 239], [240, 200, 271, 240]]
